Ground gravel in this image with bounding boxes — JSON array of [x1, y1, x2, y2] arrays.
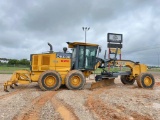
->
[[0, 72, 160, 120], [56, 90, 99, 120], [40, 101, 62, 120], [0, 90, 40, 120], [98, 85, 160, 120]]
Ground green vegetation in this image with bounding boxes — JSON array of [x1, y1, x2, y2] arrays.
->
[[0, 66, 29, 74], [0, 58, 30, 74], [147, 67, 160, 72], [7, 59, 30, 66]]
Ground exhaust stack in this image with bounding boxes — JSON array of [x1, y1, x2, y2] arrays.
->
[[48, 43, 53, 53]]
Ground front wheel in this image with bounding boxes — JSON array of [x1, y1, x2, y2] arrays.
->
[[121, 75, 135, 85], [65, 70, 86, 90], [136, 73, 155, 88]]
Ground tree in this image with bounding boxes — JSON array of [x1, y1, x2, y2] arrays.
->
[[19, 59, 30, 66], [8, 59, 30, 66], [8, 59, 19, 65]]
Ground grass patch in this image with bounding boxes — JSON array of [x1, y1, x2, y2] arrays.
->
[[0, 66, 29, 74], [147, 68, 160, 72]]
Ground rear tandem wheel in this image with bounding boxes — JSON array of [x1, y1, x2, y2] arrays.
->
[[65, 70, 86, 90], [38, 70, 62, 91]]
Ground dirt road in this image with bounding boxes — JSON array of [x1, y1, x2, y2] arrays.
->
[[0, 72, 160, 120]]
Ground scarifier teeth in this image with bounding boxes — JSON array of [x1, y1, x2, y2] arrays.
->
[[14, 83, 18, 86], [4, 86, 9, 92], [10, 85, 14, 89], [4, 84, 8, 92], [5, 89, 9, 92]]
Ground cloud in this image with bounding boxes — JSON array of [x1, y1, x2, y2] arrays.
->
[[0, 0, 160, 66]]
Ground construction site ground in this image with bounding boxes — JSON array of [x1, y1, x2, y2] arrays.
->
[[0, 72, 160, 120]]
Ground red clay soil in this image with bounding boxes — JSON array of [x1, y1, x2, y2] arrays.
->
[[155, 82, 160, 86]]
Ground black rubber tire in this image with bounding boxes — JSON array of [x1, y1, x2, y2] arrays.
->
[[136, 73, 155, 88], [65, 70, 86, 90], [95, 75, 102, 82], [120, 75, 135, 85], [38, 70, 62, 91], [136, 73, 144, 88]]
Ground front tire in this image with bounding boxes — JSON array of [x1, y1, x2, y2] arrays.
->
[[121, 75, 135, 85], [38, 70, 62, 91], [136, 73, 155, 88], [65, 70, 86, 90]]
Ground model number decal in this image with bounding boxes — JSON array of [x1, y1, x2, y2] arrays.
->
[[56, 53, 71, 59], [61, 60, 69, 62], [57, 55, 70, 58]]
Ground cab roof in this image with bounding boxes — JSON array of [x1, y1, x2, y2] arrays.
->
[[67, 42, 99, 48]]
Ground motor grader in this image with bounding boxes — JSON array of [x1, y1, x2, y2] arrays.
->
[[4, 42, 155, 92]]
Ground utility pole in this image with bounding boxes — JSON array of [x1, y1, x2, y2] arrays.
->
[[82, 27, 90, 43]]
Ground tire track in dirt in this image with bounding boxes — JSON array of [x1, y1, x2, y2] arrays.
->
[[12, 91, 57, 120], [86, 97, 130, 120], [86, 88, 153, 120], [51, 97, 78, 120], [55, 89, 99, 120], [85, 88, 110, 119]]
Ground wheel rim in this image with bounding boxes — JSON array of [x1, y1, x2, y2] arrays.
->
[[44, 76, 56, 87], [144, 76, 152, 86], [70, 75, 81, 87]]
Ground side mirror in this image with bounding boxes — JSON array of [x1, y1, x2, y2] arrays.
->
[[104, 50, 107, 59], [97, 46, 102, 57]]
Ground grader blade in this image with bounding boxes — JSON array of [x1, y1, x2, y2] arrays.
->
[[90, 78, 115, 90]]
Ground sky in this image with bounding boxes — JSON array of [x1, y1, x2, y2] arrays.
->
[[0, 0, 160, 66]]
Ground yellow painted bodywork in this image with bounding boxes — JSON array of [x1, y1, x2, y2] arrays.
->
[[4, 42, 147, 91], [83, 71, 93, 78], [31, 53, 71, 84], [4, 42, 99, 91], [143, 76, 152, 86], [4, 70, 31, 91], [44, 75, 57, 87], [4, 53, 71, 90], [70, 75, 81, 87], [109, 48, 121, 54], [68, 42, 98, 48], [109, 60, 147, 78]]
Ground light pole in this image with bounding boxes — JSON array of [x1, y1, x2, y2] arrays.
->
[[82, 27, 90, 43]]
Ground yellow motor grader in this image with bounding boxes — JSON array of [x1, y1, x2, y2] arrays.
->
[[4, 42, 155, 92]]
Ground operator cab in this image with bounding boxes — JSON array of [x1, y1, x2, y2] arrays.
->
[[67, 42, 98, 70]]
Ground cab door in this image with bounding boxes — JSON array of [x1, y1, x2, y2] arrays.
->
[[77, 46, 97, 70], [78, 46, 85, 69]]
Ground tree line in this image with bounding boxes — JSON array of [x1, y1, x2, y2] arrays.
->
[[0, 59, 30, 66]]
